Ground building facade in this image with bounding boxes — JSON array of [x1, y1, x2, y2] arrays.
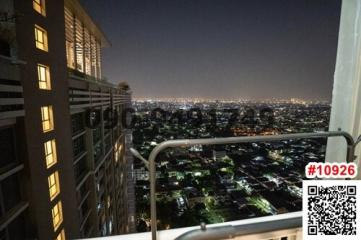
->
[[0, 0, 133, 239]]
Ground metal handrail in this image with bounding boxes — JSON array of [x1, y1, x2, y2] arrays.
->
[[175, 212, 302, 240], [134, 131, 356, 240]]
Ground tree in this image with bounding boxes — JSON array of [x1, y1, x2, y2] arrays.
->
[[118, 81, 130, 91], [137, 219, 148, 232]]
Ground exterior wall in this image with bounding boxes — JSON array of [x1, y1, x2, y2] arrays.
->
[[68, 76, 132, 237], [14, 0, 80, 239], [1, 0, 133, 239]]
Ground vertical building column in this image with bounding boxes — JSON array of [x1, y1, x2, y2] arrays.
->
[[72, 12, 77, 70], [325, 0, 361, 179], [82, 22, 86, 75], [125, 129, 136, 233], [14, 1, 81, 239]]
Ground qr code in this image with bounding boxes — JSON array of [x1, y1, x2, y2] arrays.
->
[[303, 180, 361, 240]]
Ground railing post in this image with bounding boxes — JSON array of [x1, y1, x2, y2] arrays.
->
[[346, 145, 354, 163], [149, 152, 158, 240]]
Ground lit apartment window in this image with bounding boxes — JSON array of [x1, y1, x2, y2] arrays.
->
[[75, 18, 84, 72], [64, 7, 103, 78], [90, 36, 97, 76], [37, 64, 51, 90], [33, 0, 46, 16], [96, 41, 101, 78], [34, 25, 48, 51], [65, 7, 75, 69], [84, 29, 91, 75], [56, 229, 65, 240], [44, 139, 57, 168], [41, 106, 54, 132], [48, 171, 60, 201], [52, 201, 63, 231]]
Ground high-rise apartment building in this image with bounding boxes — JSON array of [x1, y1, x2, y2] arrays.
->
[[0, 0, 133, 239]]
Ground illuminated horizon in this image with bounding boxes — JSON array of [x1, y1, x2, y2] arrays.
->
[[132, 97, 331, 104]]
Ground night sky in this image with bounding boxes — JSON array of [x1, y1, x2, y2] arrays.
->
[[80, 0, 341, 101]]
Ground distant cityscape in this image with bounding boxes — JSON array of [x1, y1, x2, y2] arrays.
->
[[0, 0, 350, 239], [133, 98, 330, 105], [131, 99, 330, 231]]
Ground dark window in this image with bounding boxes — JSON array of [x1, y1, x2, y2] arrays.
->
[[81, 216, 92, 237], [80, 199, 90, 221], [93, 142, 103, 164], [74, 156, 87, 184], [0, 230, 6, 240], [0, 39, 11, 57], [7, 213, 26, 240], [104, 134, 111, 153], [71, 112, 85, 135], [1, 174, 22, 215], [0, 127, 17, 169], [93, 126, 102, 144], [73, 135, 86, 158], [77, 181, 89, 204]]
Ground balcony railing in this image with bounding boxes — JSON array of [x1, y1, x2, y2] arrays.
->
[[68, 87, 131, 109], [131, 131, 356, 240], [0, 55, 24, 120], [104, 211, 301, 240], [67, 69, 131, 109], [85, 131, 358, 240]]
